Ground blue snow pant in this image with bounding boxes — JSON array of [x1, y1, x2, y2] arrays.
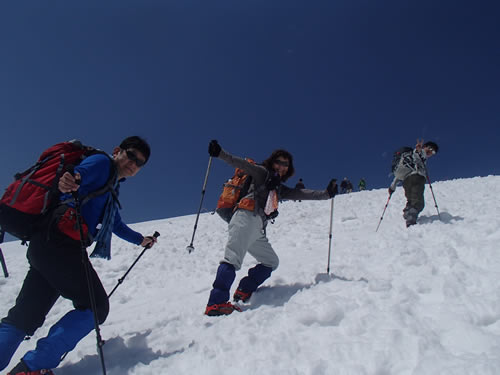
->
[[207, 209, 277, 306], [0, 227, 109, 371]]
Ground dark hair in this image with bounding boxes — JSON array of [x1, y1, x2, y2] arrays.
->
[[120, 136, 151, 163], [423, 141, 439, 153], [262, 149, 295, 182]]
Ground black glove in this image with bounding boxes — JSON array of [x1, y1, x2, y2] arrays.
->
[[208, 140, 221, 157], [266, 172, 281, 190], [327, 179, 337, 198], [388, 186, 395, 195]]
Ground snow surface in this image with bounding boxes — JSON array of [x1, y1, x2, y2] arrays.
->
[[1, 176, 500, 375]]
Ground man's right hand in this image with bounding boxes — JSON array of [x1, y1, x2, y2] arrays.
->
[[208, 140, 221, 157], [388, 186, 395, 195], [59, 172, 81, 193]]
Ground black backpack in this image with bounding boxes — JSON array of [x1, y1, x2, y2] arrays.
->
[[391, 146, 413, 173]]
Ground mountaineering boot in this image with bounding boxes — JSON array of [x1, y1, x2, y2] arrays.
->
[[404, 207, 418, 227], [403, 205, 418, 228], [233, 288, 252, 303], [205, 302, 242, 316], [7, 359, 54, 375]]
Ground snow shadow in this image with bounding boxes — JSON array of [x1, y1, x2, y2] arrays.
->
[[58, 330, 193, 375], [315, 273, 368, 284], [248, 282, 313, 309], [419, 211, 464, 225], [247, 274, 369, 310]]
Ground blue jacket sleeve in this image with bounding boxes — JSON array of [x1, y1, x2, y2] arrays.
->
[[112, 210, 144, 245], [74, 154, 111, 194]]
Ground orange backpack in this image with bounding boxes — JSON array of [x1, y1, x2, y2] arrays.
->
[[215, 159, 255, 223]]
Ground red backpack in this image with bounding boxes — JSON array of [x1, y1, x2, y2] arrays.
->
[[0, 140, 110, 242]]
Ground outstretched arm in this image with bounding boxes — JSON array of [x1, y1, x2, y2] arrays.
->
[[208, 139, 268, 184], [279, 182, 332, 201]]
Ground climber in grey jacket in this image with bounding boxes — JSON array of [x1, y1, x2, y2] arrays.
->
[[389, 139, 439, 227], [205, 140, 337, 316]]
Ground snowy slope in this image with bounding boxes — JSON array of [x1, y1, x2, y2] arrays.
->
[[1, 176, 500, 375]]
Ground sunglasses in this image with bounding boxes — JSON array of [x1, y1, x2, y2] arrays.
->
[[125, 150, 146, 167], [274, 159, 289, 167], [426, 148, 436, 155]]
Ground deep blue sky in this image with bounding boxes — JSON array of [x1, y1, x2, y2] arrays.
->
[[1, 0, 499, 236]]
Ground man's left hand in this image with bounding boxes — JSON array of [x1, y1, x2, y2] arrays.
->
[[141, 235, 158, 249]]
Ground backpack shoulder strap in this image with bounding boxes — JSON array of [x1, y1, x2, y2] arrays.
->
[[80, 154, 121, 208], [61, 153, 121, 209]]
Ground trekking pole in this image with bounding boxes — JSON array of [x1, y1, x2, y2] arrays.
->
[[186, 156, 213, 253], [0, 230, 8, 278], [425, 172, 441, 220], [375, 192, 393, 232], [108, 231, 160, 298], [326, 198, 334, 274], [72, 194, 107, 375], [416, 152, 441, 221], [0, 248, 8, 278]]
